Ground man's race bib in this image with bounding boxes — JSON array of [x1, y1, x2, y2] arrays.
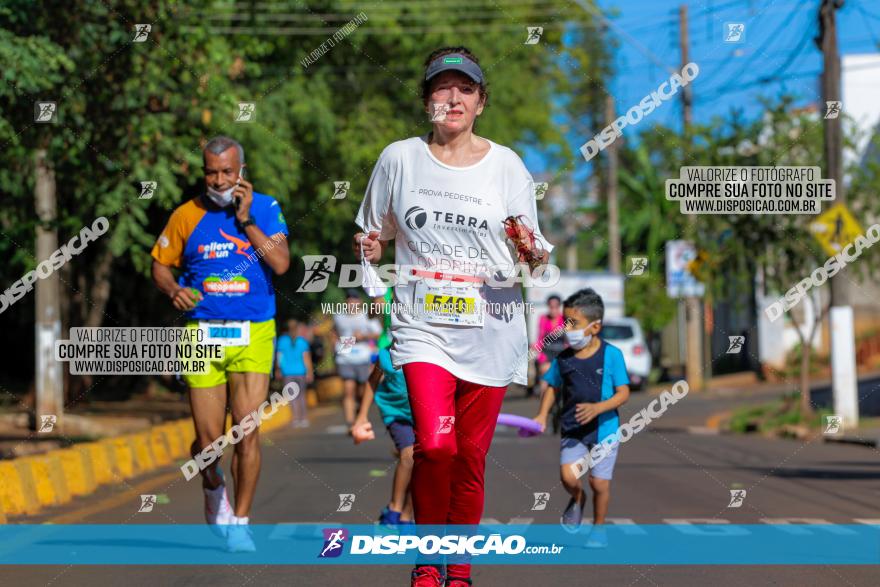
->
[[197, 320, 251, 346], [413, 278, 484, 327]]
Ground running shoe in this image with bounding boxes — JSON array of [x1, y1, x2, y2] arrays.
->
[[446, 579, 473, 586], [411, 565, 444, 587], [204, 470, 234, 538], [378, 506, 402, 526], [560, 496, 583, 533], [226, 522, 257, 552], [586, 525, 608, 548]]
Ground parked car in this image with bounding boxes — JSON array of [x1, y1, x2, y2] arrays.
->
[[602, 317, 652, 390]]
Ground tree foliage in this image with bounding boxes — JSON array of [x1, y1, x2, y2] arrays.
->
[[0, 0, 609, 394]]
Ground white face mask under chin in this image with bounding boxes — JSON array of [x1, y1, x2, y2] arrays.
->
[[206, 185, 235, 207]]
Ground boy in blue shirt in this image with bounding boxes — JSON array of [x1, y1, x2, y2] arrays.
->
[[533, 288, 630, 546]]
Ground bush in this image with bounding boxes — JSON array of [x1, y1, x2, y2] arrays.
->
[[728, 393, 832, 435], [781, 342, 828, 379]]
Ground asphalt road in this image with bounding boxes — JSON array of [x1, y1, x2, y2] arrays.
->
[[6, 391, 880, 586]]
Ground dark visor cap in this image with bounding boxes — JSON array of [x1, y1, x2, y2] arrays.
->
[[425, 54, 484, 84]]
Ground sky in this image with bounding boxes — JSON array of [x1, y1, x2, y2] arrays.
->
[[597, 0, 880, 129], [525, 0, 880, 180]]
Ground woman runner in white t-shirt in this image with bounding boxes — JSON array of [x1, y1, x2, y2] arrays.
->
[[354, 47, 553, 587]]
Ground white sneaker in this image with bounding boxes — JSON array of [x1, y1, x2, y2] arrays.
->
[[204, 483, 234, 538]]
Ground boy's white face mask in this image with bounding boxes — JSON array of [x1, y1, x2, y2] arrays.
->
[[565, 320, 600, 349]]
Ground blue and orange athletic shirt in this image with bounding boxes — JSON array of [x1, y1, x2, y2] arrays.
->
[[150, 192, 288, 321]]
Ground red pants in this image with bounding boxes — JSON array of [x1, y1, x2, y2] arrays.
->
[[402, 362, 507, 579]]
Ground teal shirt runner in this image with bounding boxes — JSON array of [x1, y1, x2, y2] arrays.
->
[[374, 347, 412, 426]]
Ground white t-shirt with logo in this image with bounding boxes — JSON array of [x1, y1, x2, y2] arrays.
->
[[333, 312, 380, 366], [355, 135, 553, 387]]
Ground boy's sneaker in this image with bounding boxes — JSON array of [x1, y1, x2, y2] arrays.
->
[[378, 506, 402, 526], [560, 497, 583, 533], [586, 525, 608, 548], [204, 471, 234, 538], [226, 518, 256, 552], [411, 565, 444, 587]]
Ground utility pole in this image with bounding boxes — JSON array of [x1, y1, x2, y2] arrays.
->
[[605, 94, 621, 274], [34, 149, 63, 431], [679, 4, 703, 391], [563, 176, 579, 272], [819, 0, 859, 426], [679, 5, 693, 128], [820, 0, 847, 305]]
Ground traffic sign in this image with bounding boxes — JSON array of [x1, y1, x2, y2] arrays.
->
[[666, 240, 705, 298], [811, 203, 863, 257]]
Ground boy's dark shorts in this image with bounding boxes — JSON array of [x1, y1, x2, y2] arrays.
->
[[386, 420, 415, 451]]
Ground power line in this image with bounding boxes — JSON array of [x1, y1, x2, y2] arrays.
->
[[696, 15, 822, 101], [690, 0, 750, 16], [231, 0, 562, 11], [687, 2, 817, 48], [854, 0, 880, 21], [194, 6, 576, 24], [854, 3, 880, 47], [191, 5, 684, 34], [696, 9, 812, 93], [184, 21, 592, 36], [692, 58, 880, 102], [692, 70, 821, 102], [570, 0, 678, 75]]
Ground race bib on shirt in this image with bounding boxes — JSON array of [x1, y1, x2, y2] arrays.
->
[[413, 279, 484, 327], [197, 320, 250, 346]]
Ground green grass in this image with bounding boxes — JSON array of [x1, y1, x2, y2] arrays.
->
[[728, 393, 832, 435]]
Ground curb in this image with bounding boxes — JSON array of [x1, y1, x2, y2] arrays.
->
[[649, 426, 720, 435], [705, 411, 730, 432], [104, 437, 136, 480], [56, 448, 96, 498], [0, 405, 291, 522], [0, 461, 38, 516], [824, 435, 879, 448]]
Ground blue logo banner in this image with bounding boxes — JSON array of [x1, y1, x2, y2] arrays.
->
[[0, 524, 877, 565]]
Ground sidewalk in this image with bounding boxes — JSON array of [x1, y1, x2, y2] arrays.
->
[[633, 369, 880, 444]]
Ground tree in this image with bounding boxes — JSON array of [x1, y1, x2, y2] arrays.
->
[[678, 99, 879, 416], [587, 95, 880, 415], [0, 0, 611, 399]]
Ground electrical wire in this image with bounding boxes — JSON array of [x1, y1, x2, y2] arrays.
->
[[185, 21, 591, 36], [696, 8, 814, 95]]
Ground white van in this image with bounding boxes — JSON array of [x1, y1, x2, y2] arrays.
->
[[601, 317, 652, 390]]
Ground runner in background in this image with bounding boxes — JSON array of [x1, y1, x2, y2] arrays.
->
[[276, 319, 313, 427], [150, 136, 289, 552], [331, 290, 381, 425], [355, 47, 552, 587], [351, 287, 414, 526], [350, 300, 415, 528], [531, 294, 566, 397]]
